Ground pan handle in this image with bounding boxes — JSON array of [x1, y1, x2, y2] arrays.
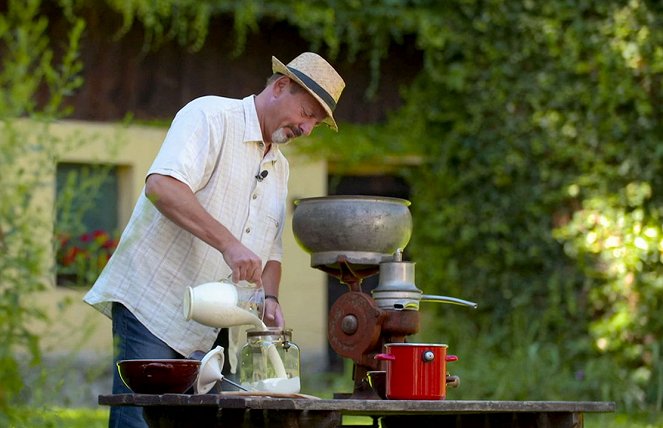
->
[[374, 353, 395, 361]]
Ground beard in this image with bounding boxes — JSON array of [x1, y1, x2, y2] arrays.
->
[[271, 126, 301, 145], [271, 128, 291, 145]]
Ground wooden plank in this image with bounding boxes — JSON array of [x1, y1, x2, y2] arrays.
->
[[99, 394, 615, 415], [99, 395, 611, 428], [241, 399, 615, 415]]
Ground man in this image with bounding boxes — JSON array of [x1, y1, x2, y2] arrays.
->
[[83, 52, 345, 428]]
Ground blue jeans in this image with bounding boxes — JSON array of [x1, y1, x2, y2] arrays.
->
[[110, 302, 180, 428]]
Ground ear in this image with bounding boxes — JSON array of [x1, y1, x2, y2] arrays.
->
[[272, 75, 291, 97]]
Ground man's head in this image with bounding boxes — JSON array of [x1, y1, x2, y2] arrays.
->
[[256, 53, 345, 145], [271, 52, 345, 131]]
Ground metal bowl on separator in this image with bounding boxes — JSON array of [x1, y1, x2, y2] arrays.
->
[[292, 196, 413, 267]]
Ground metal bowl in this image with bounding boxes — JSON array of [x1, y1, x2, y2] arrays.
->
[[117, 359, 200, 394], [292, 196, 412, 267]]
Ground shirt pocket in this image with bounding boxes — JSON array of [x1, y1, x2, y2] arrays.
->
[[264, 210, 282, 241]]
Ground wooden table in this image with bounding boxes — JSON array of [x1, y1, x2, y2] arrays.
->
[[99, 394, 616, 428]]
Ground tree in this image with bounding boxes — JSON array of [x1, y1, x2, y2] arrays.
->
[[0, 0, 84, 422]]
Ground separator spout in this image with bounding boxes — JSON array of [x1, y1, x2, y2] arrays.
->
[[420, 295, 478, 309]]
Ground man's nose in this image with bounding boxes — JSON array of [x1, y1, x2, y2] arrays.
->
[[300, 120, 317, 136]]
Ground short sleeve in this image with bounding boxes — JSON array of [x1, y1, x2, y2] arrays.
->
[[147, 99, 222, 192]]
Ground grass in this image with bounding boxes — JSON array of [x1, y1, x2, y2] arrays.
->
[[8, 407, 108, 428], [342, 413, 663, 428], [585, 412, 663, 428]]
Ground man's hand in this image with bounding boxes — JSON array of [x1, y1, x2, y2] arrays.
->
[[263, 298, 285, 328], [261, 261, 284, 327], [222, 240, 263, 287]]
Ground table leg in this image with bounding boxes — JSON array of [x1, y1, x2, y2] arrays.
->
[[249, 409, 341, 428], [142, 406, 219, 428]]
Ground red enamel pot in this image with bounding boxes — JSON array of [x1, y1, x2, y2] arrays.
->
[[374, 343, 458, 400]]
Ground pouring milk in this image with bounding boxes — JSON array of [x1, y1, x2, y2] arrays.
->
[[183, 281, 289, 386]]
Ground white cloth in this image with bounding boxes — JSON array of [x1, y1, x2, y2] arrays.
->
[[84, 95, 288, 368]]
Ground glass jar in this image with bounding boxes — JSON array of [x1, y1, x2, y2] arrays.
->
[[240, 327, 300, 394]]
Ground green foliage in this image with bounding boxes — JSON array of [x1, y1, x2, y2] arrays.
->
[[102, 0, 212, 52], [10, 406, 107, 428], [394, 0, 662, 411], [588, 412, 663, 428], [0, 0, 85, 423], [554, 183, 663, 408]]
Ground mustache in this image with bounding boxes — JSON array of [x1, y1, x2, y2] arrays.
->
[[289, 126, 303, 137]]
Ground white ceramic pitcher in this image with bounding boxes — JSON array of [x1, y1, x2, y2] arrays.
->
[[183, 278, 265, 329]]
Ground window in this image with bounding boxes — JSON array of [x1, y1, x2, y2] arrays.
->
[[55, 162, 119, 287]]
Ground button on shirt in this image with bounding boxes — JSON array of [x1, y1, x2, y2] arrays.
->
[[83, 95, 288, 358]]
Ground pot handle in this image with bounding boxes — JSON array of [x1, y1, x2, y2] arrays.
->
[[446, 354, 459, 362], [374, 353, 395, 361], [446, 375, 461, 388]]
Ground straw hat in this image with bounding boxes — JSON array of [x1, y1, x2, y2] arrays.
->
[[272, 52, 345, 131]]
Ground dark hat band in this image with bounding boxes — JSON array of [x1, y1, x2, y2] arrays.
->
[[287, 66, 337, 111]]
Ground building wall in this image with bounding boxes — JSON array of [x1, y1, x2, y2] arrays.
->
[[37, 120, 329, 371]]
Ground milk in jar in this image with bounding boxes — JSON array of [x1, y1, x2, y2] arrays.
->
[[240, 328, 300, 394]]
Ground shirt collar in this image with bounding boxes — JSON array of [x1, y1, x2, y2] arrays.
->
[[242, 95, 264, 143], [242, 95, 281, 162]]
